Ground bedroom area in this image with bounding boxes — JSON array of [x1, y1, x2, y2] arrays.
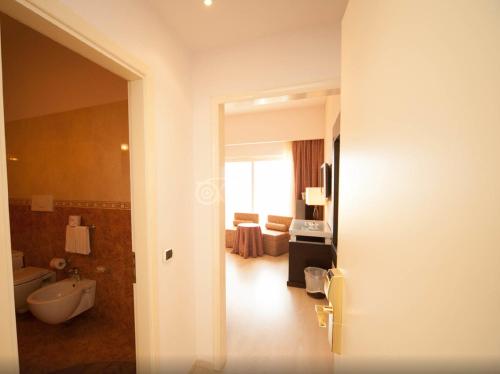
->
[[222, 89, 341, 372]]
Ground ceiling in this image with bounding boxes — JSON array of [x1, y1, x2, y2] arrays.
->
[[224, 88, 338, 115], [225, 96, 326, 116], [146, 0, 348, 52]]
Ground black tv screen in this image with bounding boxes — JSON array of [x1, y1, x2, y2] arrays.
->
[[321, 162, 332, 198]]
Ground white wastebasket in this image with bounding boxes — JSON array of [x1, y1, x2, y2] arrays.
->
[[304, 267, 326, 299]]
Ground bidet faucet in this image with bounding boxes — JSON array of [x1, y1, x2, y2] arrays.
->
[[67, 267, 81, 281]]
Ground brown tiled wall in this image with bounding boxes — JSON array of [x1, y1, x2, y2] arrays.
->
[[9, 204, 135, 330]]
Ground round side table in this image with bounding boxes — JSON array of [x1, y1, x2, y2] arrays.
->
[[231, 223, 264, 258]]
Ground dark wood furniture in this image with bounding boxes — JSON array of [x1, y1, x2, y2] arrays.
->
[[287, 239, 335, 288]]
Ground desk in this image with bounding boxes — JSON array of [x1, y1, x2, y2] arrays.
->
[[287, 219, 335, 288], [289, 219, 333, 244], [232, 223, 264, 259]]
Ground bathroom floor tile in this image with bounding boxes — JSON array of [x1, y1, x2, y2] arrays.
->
[[16, 311, 135, 374]]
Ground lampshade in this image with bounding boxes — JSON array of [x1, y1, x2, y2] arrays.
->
[[305, 187, 326, 206]]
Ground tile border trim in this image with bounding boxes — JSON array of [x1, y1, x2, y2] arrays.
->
[[9, 198, 131, 210]]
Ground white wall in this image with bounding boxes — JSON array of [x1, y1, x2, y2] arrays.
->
[[58, 0, 196, 371], [225, 142, 291, 161], [192, 24, 341, 364], [338, 0, 500, 371], [225, 105, 325, 145]]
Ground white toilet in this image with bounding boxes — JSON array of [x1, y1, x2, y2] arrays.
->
[[12, 250, 56, 313]]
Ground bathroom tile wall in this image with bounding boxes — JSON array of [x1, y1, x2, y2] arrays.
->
[[5, 101, 130, 202], [5, 100, 134, 329], [9, 202, 134, 329]]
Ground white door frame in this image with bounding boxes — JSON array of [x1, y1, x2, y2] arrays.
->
[[0, 1, 159, 372], [211, 82, 339, 370]]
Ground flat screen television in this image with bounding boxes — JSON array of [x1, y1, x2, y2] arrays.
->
[[321, 162, 332, 198], [332, 135, 340, 248]]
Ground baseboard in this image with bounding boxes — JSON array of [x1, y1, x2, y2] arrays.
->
[[189, 359, 217, 373]]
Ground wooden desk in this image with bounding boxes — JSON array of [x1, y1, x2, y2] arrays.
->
[[287, 219, 335, 288], [287, 240, 335, 288]]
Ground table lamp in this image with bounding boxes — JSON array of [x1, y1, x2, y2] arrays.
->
[[305, 187, 326, 220]]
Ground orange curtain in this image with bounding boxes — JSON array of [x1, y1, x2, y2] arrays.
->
[[292, 139, 324, 218]]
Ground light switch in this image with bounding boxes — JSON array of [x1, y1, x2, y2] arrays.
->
[[163, 249, 173, 262]]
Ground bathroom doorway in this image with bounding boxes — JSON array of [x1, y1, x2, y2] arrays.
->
[[0, 13, 137, 374], [0, 2, 158, 372]]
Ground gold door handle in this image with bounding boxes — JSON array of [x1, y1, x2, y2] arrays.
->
[[315, 305, 333, 328]]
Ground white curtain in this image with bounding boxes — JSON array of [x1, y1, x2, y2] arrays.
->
[[224, 142, 293, 227]]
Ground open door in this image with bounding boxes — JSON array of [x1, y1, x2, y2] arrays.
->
[[0, 23, 20, 373]]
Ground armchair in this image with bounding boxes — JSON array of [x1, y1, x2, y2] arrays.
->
[[262, 215, 293, 256]]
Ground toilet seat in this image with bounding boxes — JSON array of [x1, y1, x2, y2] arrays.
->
[[14, 267, 51, 286]]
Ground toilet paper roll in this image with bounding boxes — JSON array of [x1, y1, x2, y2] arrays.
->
[[68, 215, 81, 227], [49, 257, 67, 270]]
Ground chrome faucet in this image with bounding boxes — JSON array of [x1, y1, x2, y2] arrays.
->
[[67, 267, 81, 281]]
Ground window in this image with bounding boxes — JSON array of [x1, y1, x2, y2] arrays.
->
[[225, 161, 253, 227], [225, 157, 293, 227]]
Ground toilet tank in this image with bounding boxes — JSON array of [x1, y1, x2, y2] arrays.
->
[[11, 250, 24, 270]]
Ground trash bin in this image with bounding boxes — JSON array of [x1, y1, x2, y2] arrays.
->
[[304, 267, 327, 299]]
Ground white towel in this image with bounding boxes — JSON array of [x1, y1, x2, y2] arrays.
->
[[65, 225, 91, 255]]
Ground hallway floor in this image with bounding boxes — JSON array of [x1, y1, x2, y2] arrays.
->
[[223, 250, 334, 373]]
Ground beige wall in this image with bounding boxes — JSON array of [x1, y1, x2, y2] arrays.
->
[[338, 0, 500, 371], [0, 14, 127, 122], [59, 0, 196, 370], [6, 101, 130, 202], [225, 105, 325, 145], [323, 95, 340, 229], [225, 141, 291, 161], [193, 23, 341, 363]]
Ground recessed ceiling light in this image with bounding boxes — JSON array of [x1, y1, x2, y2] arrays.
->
[[204, 0, 213, 7], [253, 95, 290, 106], [121, 144, 129, 151]]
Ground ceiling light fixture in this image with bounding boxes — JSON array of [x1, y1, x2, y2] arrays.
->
[[121, 144, 129, 151], [203, 0, 213, 7], [224, 88, 338, 114], [253, 95, 290, 106]]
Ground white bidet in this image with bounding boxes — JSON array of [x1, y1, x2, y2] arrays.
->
[[27, 278, 96, 324]]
